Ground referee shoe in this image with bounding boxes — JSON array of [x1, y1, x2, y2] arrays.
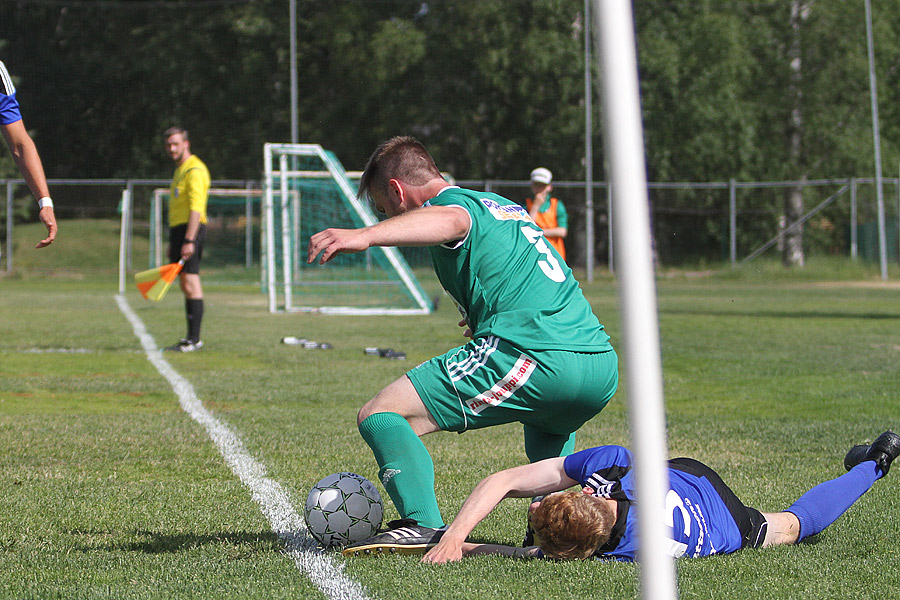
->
[[165, 339, 204, 352], [342, 520, 445, 557]]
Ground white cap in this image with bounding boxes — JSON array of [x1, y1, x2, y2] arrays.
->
[[530, 167, 552, 184]]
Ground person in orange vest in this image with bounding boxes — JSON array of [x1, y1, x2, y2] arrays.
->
[[525, 168, 567, 261]]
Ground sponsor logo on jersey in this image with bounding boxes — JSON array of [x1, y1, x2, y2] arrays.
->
[[464, 354, 536, 414], [479, 198, 533, 223]]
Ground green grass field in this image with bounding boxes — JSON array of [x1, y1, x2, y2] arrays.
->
[[2, 222, 900, 599]]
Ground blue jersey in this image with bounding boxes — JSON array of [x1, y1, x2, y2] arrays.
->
[[0, 61, 23, 125], [562, 446, 744, 561]]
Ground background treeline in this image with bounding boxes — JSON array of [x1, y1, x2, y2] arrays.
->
[[1, 0, 897, 183], [1, 0, 899, 267]]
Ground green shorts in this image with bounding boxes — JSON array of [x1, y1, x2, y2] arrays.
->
[[406, 336, 618, 435]]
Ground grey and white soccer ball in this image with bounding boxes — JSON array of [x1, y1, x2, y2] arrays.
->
[[304, 472, 383, 547]]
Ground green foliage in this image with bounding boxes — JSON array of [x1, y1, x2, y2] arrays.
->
[[1, 0, 899, 236]]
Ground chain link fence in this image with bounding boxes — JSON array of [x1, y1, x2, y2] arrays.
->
[[3, 176, 899, 276]]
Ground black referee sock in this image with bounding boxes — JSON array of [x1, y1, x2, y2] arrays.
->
[[186, 298, 204, 343]]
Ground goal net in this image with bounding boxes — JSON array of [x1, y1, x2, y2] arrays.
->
[[262, 143, 434, 315]]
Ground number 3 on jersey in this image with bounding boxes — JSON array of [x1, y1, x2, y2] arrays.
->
[[520, 226, 566, 282]]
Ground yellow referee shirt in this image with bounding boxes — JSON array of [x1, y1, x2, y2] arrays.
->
[[169, 154, 210, 227]]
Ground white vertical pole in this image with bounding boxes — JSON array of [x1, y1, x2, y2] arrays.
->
[[865, 0, 888, 279], [584, 0, 595, 282], [152, 189, 163, 267], [279, 153, 293, 311], [245, 181, 254, 269], [118, 188, 131, 295], [126, 180, 134, 271], [292, 189, 301, 280], [593, 3, 676, 600], [264, 144, 278, 313], [729, 179, 737, 267], [289, 0, 298, 145]]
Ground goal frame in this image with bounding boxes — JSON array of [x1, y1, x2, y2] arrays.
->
[[262, 143, 434, 315]]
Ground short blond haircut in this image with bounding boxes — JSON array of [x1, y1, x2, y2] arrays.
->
[[529, 490, 616, 560]]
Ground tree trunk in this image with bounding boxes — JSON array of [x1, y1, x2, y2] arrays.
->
[[783, 0, 810, 268]]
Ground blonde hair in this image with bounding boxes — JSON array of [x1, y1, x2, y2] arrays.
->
[[529, 491, 616, 560], [358, 136, 442, 201]]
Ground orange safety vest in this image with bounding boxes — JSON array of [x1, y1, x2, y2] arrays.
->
[[526, 196, 566, 261]]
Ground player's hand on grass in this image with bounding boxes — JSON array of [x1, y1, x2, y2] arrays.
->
[[421, 538, 465, 564], [308, 227, 370, 264], [36, 206, 57, 248]]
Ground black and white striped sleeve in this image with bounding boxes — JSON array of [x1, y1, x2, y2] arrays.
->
[[0, 61, 15, 96]]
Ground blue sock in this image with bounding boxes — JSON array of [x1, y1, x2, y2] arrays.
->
[[358, 412, 444, 528], [786, 461, 880, 541]]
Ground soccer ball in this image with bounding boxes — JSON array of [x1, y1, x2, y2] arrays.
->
[[304, 472, 383, 547]]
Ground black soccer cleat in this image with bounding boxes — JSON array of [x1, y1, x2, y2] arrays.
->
[[377, 518, 418, 533], [342, 522, 445, 557], [844, 445, 869, 471], [844, 430, 900, 476]]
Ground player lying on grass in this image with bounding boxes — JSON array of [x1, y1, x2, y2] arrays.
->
[[342, 430, 900, 562], [307, 136, 618, 536]]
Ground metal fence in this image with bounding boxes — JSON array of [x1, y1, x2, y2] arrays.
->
[[3, 176, 899, 275], [1, 177, 257, 274], [462, 176, 900, 271]]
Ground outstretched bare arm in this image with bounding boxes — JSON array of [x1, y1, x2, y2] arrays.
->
[[307, 205, 470, 265]]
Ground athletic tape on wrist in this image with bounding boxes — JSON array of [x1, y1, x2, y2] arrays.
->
[[38, 197, 53, 209]]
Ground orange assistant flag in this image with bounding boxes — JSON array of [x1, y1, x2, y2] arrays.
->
[[134, 259, 185, 302]]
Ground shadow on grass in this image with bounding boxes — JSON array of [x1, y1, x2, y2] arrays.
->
[[68, 529, 281, 554], [660, 307, 900, 321]]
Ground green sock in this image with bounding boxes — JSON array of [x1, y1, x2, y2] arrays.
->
[[358, 412, 444, 528]]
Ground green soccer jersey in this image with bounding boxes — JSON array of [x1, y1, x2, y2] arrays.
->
[[425, 187, 611, 352]]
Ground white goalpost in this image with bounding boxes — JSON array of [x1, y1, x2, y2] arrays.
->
[[593, 1, 678, 599], [262, 143, 434, 315]]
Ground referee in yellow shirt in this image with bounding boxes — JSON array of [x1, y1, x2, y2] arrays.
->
[[163, 127, 210, 352]]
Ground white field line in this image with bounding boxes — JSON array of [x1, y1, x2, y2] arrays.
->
[[115, 295, 369, 600]]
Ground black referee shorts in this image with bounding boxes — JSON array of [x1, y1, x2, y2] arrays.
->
[[168, 223, 207, 274], [668, 457, 768, 549]]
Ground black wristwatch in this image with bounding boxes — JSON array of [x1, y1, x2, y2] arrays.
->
[[184, 239, 194, 244]]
